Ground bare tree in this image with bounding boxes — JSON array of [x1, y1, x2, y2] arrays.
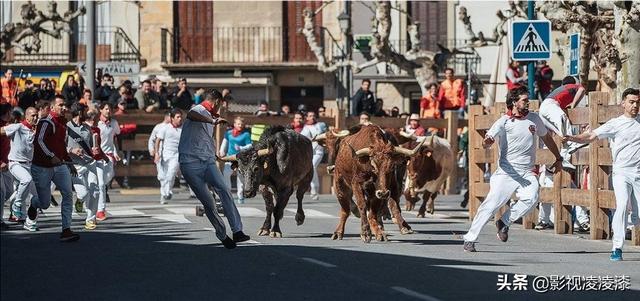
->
[[458, 1, 527, 48]]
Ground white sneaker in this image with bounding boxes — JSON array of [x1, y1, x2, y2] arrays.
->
[[560, 149, 576, 170], [160, 196, 168, 205], [311, 194, 319, 201], [23, 217, 38, 232]]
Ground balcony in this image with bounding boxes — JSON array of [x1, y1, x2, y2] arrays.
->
[[1, 26, 140, 66]]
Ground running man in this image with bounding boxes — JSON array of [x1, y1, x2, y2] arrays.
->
[[564, 88, 640, 261], [96, 103, 120, 221], [154, 108, 183, 204], [463, 86, 563, 252], [300, 110, 327, 200], [178, 89, 249, 248]]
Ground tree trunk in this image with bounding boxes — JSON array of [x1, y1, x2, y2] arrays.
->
[[615, 4, 640, 102]]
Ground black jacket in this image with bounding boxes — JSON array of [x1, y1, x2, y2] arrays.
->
[[62, 84, 82, 107], [170, 87, 193, 110], [95, 84, 116, 102], [351, 88, 375, 116], [18, 88, 40, 111]]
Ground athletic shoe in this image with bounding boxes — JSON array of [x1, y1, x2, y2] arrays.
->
[[496, 219, 509, 242], [463, 241, 477, 252], [221, 236, 236, 249], [96, 211, 107, 221], [610, 248, 623, 261], [23, 218, 38, 232], [535, 221, 553, 230], [84, 220, 97, 230], [576, 222, 590, 233], [59, 228, 80, 242], [237, 198, 245, 204], [233, 231, 250, 243], [8, 214, 24, 223], [75, 200, 85, 213], [311, 194, 320, 201], [160, 196, 168, 205], [560, 149, 576, 170], [166, 193, 173, 201]]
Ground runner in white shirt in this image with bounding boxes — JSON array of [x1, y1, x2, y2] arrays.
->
[[149, 112, 170, 194], [300, 110, 327, 200], [0, 107, 38, 230], [565, 88, 640, 261], [154, 108, 183, 204], [463, 87, 563, 252], [96, 103, 120, 221]]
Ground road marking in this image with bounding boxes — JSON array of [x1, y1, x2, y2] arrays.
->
[[108, 209, 146, 216], [166, 207, 194, 215], [286, 208, 333, 218], [391, 287, 442, 301], [237, 207, 265, 217], [300, 257, 336, 268], [150, 214, 191, 224]]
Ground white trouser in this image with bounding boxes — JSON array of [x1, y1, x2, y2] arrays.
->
[[463, 169, 540, 242], [538, 166, 555, 224], [8, 162, 38, 218], [222, 162, 244, 200], [156, 159, 165, 183], [97, 159, 114, 211], [159, 155, 179, 198], [611, 170, 640, 251], [1, 170, 14, 220], [310, 151, 324, 195], [539, 99, 584, 154], [74, 162, 99, 222]]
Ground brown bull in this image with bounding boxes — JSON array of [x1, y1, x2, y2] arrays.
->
[[400, 132, 455, 217], [330, 125, 423, 243]]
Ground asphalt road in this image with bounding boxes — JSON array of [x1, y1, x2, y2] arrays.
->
[[2, 190, 639, 301]]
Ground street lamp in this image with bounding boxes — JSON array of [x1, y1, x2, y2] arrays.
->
[[337, 11, 350, 115], [338, 12, 350, 33]]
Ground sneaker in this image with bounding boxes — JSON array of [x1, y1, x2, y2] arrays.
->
[[560, 149, 576, 170], [237, 198, 245, 205], [535, 221, 552, 230], [84, 220, 97, 230], [576, 222, 590, 233], [496, 219, 509, 242], [610, 248, 623, 261], [221, 236, 236, 249], [166, 193, 173, 201], [8, 214, 24, 223], [96, 211, 107, 221], [160, 196, 168, 205], [75, 200, 85, 213], [23, 218, 38, 232], [233, 231, 250, 243], [311, 194, 320, 201], [59, 228, 80, 242], [463, 241, 477, 252]]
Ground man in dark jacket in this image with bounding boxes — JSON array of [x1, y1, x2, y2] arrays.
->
[[351, 79, 375, 116], [170, 78, 193, 110], [95, 74, 116, 103], [18, 80, 39, 111]]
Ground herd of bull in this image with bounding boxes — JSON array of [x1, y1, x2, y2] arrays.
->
[[218, 124, 454, 243]]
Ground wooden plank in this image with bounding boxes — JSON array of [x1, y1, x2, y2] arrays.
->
[[566, 107, 590, 124], [474, 115, 495, 130], [560, 189, 590, 207], [597, 105, 623, 124], [121, 134, 151, 151], [597, 190, 616, 209], [589, 92, 610, 240], [597, 148, 612, 165], [570, 147, 590, 166], [468, 105, 483, 219], [539, 187, 554, 202], [444, 111, 459, 194], [473, 182, 490, 198], [115, 162, 157, 177], [471, 149, 494, 164]]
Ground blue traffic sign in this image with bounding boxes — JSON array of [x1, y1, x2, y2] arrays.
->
[[511, 20, 551, 61], [569, 33, 580, 76]]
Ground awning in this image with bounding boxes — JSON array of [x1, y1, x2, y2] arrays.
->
[[175, 76, 272, 86]]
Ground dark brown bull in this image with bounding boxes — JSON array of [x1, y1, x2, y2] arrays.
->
[[330, 125, 423, 243], [400, 132, 454, 217]]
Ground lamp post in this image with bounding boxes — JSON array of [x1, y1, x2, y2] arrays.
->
[[337, 9, 351, 115]]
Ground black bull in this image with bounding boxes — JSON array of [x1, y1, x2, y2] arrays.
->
[[219, 126, 313, 238]]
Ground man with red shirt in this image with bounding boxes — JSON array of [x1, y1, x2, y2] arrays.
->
[[29, 95, 80, 242]]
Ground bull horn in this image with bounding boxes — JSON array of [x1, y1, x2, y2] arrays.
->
[[394, 138, 426, 157], [355, 147, 371, 157], [332, 130, 350, 137], [217, 154, 237, 162], [399, 129, 417, 140], [257, 148, 272, 157], [312, 133, 327, 141]]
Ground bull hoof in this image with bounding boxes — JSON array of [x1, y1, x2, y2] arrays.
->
[[257, 229, 270, 236], [427, 208, 435, 215], [331, 232, 344, 240], [295, 213, 306, 226], [405, 204, 411, 211], [400, 227, 414, 235], [392, 217, 398, 224], [417, 212, 426, 218], [360, 230, 372, 243], [375, 233, 388, 242], [269, 231, 283, 238]]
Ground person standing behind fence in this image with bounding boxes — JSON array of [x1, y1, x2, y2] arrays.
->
[[505, 60, 528, 92], [290, 112, 304, 133], [565, 88, 640, 261], [1, 69, 17, 107], [96, 103, 120, 221], [438, 68, 466, 113], [61, 75, 82, 108], [300, 110, 327, 201], [351, 79, 375, 116], [535, 61, 554, 100], [154, 109, 183, 204], [170, 78, 193, 110], [219, 116, 252, 204], [135, 80, 161, 113], [462, 87, 562, 252]]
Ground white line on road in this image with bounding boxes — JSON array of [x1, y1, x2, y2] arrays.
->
[[237, 207, 266, 217], [286, 208, 334, 218], [150, 214, 191, 224], [300, 257, 337, 268], [390, 287, 442, 301]]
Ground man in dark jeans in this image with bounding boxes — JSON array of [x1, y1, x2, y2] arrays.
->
[[170, 78, 193, 110], [351, 79, 375, 116]]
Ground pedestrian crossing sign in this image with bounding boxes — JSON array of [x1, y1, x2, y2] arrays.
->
[[511, 20, 552, 61]]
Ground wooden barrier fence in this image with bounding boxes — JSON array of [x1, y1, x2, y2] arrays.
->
[[467, 92, 639, 246]]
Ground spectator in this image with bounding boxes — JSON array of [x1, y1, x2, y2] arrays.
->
[[535, 60, 554, 100], [390, 106, 400, 117], [438, 68, 466, 111], [300, 110, 327, 200], [218, 116, 252, 204], [37, 79, 53, 101], [193, 88, 205, 105], [1, 69, 17, 107], [279, 104, 291, 117], [49, 79, 58, 94], [152, 79, 169, 109], [95, 73, 116, 103], [61, 75, 82, 107], [135, 79, 161, 112], [404, 113, 426, 136], [372, 98, 388, 117], [317, 106, 327, 117], [420, 83, 442, 119], [109, 85, 129, 107], [170, 78, 193, 110], [255, 101, 276, 116], [351, 79, 375, 116], [506, 60, 527, 92], [359, 112, 372, 126], [290, 111, 304, 133], [18, 80, 39, 111], [79, 89, 93, 107]]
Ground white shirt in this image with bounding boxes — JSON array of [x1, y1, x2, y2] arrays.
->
[[158, 124, 182, 158], [300, 122, 327, 154], [593, 115, 640, 173], [4, 123, 35, 162], [98, 118, 120, 154], [149, 122, 168, 154], [178, 105, 218, 164], [487, 112, 548, 174]]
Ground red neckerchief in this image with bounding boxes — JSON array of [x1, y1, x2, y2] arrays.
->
[[99, 114, 111, 125], [21, 120, 33, 130], [506, 109, 529, 120], [201, 101, 215, 115], [171, 122, 180, 129], [232, 128, 243, 137], [291, 122, 304, 132]]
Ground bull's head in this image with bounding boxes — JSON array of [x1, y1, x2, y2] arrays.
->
[[313, 129, 349, 168], [218, 147, 272, 199]]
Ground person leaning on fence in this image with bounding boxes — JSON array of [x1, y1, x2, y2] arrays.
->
[[564, 88, 640, 262], [170, 78, 193, 111], [462, 86, 563, 253], [135, 79, 161, 113]]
